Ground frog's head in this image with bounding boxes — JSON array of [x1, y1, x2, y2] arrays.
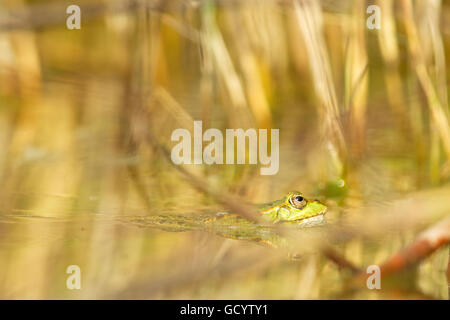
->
[[261, 191, 327, 225]]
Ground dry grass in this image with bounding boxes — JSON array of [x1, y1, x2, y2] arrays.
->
[[0, 0, 449, 299]]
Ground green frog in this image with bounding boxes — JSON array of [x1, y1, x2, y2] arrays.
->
[[123, 191, 327, 249]]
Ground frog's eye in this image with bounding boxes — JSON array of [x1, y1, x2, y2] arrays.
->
[[289, 195, 307, 209]]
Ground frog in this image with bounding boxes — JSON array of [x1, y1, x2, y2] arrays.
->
[[123, 191, 327, 249]]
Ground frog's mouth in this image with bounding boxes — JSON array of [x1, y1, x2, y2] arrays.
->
[[296, 213, 325, 226], [296, 203, 327, 227]]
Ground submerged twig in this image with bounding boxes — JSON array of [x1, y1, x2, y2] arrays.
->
[[322, 247, 361, 274]]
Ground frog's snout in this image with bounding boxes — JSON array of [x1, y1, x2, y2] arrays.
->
[[313, 199, 328, 214]]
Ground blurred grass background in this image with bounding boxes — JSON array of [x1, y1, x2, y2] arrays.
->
[[0, 0, 449, 299]]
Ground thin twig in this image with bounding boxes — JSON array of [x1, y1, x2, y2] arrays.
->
[[322, 247, 361, 274]]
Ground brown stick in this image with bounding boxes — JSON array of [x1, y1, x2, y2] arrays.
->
[[145, 130, 263, 223], [379, 217, 450, 277], [344, 216, 450, 293]]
